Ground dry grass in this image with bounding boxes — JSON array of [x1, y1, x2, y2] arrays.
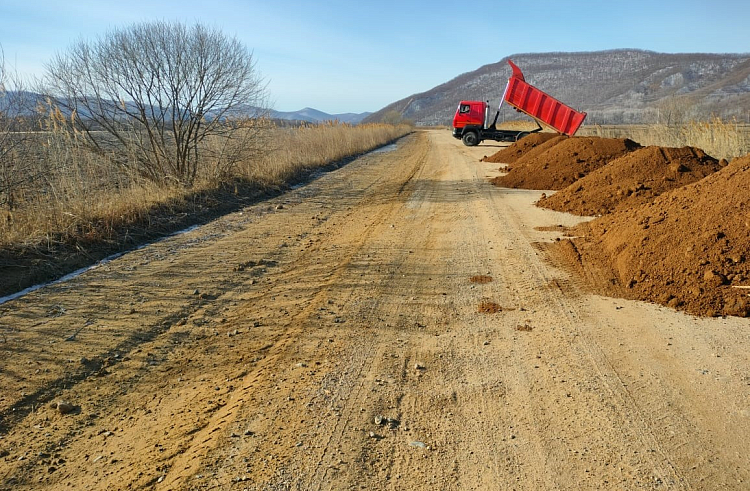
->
[[240, 122, 411, 187], [0, 122, 412, 250], [578, 119, 750, 161]]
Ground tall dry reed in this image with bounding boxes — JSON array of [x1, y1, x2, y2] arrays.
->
[[239, 122, 412, 187], [0, 121, 412, 249], [579, 119, 750, 161]]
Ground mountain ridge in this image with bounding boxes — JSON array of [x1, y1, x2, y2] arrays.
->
[[270, 107, 371, 124], [0, 92, 371, 125], [365, 49, 750, 126]]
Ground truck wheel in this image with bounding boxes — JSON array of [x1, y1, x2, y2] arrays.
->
[[462, 131, 479, 146]]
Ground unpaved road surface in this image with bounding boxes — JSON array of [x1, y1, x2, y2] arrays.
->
[[1, 130, 748, 490]]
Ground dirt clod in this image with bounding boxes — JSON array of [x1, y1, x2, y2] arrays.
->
[[478, 301, 502, 313], [469, 275, 493, 283], [54, 401, 75, 415]]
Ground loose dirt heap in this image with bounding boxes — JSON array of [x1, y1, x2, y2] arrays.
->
[[537, 146, 725, 216], [481, 132, 559, 163], [491, 136, 641, 190], [556, 155, 750, 317]]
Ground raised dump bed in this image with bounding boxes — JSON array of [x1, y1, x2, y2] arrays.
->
[[502, 60, 586, 136]]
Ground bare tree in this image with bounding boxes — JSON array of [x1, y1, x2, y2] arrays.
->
[[656, 95, 696, 126], [44, 21, 268, 186], [0, 46, 36, 211]]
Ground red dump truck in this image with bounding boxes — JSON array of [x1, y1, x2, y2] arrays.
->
[[452, 60, 587, 146]]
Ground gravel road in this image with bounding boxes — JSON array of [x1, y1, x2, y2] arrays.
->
[[1, 130, 748, 490]]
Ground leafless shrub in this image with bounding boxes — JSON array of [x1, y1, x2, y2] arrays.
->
[[199, 116, 274, 183], [655, 94, 698, 126], [44, 21, 269, 186]]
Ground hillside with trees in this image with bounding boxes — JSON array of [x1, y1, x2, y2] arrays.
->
[[366, 49, 750, 126]]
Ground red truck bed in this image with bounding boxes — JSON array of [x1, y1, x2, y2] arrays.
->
[[502, 60, 586, 136]]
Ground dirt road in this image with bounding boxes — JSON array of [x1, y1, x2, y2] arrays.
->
[[1, 130, 748, 490]]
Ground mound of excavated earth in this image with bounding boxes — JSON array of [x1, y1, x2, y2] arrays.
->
[[557, 154, 750, 317], [481, 132, 559, 163], [491, 136, 642, 190], [537, 146, 725, 216]]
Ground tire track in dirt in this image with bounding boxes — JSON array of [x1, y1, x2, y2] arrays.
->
[[406, 141, 554, 490], [266, 143, 436, 490], [271, 135, 547, 489], [481, 183, 691, 488], [263, 144, 430, 491], [157, 133, 431, 489], [0, 135, 425, 489], [188, 133, 530, 489], [0, 221, 286, 420]]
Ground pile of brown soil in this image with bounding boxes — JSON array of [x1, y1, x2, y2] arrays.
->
[[492, 136, 641, 190], [558, 155, 750, 317], [537, 146, 724, 216], [481, 132, 560, 163]]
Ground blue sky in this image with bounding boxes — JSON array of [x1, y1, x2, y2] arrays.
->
[[1, 0, 749, 114]]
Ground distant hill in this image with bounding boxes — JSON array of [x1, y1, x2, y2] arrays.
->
[[365, 49, 750, 126], [0, 90, 44, 115], [0, 92, 371, 125], [270, 107, 371, 124]]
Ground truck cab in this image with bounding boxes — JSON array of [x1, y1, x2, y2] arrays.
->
[[452, 100, 538, 146], [453, 101, 487, 130], [452, 101, 488, 146]]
